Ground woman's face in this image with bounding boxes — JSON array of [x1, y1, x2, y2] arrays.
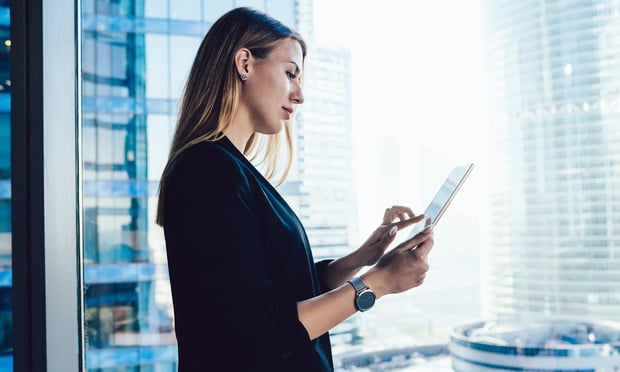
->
[[240, 38, 304, 135]]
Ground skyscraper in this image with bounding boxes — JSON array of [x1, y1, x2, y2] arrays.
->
[[292, 43, 359, 347], [483, 0, 620, 320], [294, 44, 355, 262]]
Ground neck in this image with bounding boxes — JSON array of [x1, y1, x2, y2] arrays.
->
[[224, 109, 254, 153], [224, 128, 250, 153]]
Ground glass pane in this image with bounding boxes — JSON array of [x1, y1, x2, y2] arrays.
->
[[144, 0, 168, 19], [81, 1, 177, 370], [169, 0, 200, 21], [168, 35, 200, 100], [312, 1, 486, 369], [0, 0, 10, 369], [313, 1, 620, 371], [203, 0, 234, 23], [144, 35, 169, 99]]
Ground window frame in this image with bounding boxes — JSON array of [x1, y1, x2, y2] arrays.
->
[[11, 0, 82, 371]]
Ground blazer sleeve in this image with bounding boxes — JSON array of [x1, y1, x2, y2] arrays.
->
[[314, 259, 335, 292], [163, 144, 314, 360]]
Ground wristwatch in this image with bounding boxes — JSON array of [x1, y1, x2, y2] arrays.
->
[[347, 276, 376, 312]]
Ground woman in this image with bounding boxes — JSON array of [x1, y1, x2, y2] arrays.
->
[[156, 7, 434, 371]]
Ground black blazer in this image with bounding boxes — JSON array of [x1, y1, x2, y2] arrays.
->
[[162, 137, 333, 371]]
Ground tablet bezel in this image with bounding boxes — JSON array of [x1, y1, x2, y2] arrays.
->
[[407, 163, 475, 239]]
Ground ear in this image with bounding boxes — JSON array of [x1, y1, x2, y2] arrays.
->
[[234, 48, 252, 77]]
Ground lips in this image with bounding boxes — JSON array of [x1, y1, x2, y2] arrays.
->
[[283, 107, 293, 119]]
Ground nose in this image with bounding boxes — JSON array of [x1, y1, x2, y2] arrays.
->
[[291, 82, 304, 105]]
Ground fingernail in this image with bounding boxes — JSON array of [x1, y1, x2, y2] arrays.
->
[[389, 226, 398, 236]]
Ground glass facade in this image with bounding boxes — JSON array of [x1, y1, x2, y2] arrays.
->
[[81, 1, 190, 369], [0, 0, 9, 370], [81, 0, 195, 369], [483, 0, 620, 320]]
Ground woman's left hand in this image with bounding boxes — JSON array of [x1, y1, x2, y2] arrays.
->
[[354, 205, 425, 267]]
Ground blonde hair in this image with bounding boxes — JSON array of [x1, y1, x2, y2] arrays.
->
[[156, 7, 306, 226]]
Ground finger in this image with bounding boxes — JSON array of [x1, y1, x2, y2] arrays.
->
[[380, 226, 398, 244], [383, 205, 415, 223], [382, 214, 425, 230], [391, 205, 415, 217], [365, 225, 391, 246], [412, 234, 434, 257], [383, 208, 390, 223]]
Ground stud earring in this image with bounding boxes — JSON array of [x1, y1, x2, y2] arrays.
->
[[240, 73, 248, 82]]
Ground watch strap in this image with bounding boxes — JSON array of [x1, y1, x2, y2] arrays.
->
[[347, 276, 368, 293]]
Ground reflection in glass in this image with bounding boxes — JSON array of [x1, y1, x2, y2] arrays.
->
[[81, 1, 177, 370], [0, 0, 10, 369]]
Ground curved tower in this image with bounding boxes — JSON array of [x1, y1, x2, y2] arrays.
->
[[483, 1, 620, 319]]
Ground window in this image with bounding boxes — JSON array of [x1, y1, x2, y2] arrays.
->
[[81, 3, 177, 370], [66, 0, 620, 371], [79, 1, 486, 370]]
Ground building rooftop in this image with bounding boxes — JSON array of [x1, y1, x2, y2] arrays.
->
[[454, 317, 620, 352], [450, 317, 620, 371]]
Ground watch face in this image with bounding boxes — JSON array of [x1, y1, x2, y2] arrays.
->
[[356, 290, 376, 311]]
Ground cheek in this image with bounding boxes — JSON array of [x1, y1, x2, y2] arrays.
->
[[248, 71, 289, 105], [267, 72, 289, 95]]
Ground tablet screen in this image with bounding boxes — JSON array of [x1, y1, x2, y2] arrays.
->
[[407, 163, 475, 238]]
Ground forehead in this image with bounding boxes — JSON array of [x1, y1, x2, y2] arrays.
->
[[267, 38, 304, 68]]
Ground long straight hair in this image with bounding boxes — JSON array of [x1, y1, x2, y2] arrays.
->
[[156, 7, 306, 226]]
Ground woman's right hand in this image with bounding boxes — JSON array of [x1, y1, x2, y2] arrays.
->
[[297, 226, 433, 341], [362, 228, 434, 298]]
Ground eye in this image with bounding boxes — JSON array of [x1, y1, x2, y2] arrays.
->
[[286, 71, 297, 80]]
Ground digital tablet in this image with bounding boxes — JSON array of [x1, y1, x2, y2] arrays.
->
[[407, 163, 475, 238]]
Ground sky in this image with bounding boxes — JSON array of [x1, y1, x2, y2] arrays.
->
[[312, 0, 492, 241]]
